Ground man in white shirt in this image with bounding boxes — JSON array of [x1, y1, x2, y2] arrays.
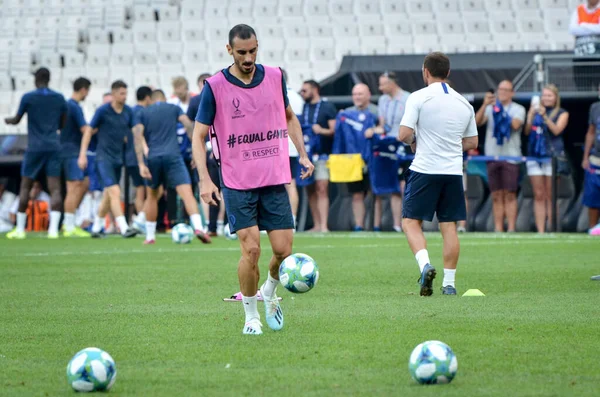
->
[[282, 69, 305, 228], [399, 52, 478, 297]]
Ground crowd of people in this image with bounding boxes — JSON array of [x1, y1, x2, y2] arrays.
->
[[2, 56, 600, 238]]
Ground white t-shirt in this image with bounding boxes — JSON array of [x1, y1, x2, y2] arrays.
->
[[400, 82, 477, 176], [287, 87, 304, 157]]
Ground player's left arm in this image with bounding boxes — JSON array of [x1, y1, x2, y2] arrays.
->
[[132, 123, 151, 179], [178, 114, 194, 140], [286, 105, 314, 179]]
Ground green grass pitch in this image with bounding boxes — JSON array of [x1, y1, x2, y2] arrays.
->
[[0, 233, 599, 396]]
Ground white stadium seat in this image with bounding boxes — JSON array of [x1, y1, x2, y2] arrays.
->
[[329, 0, 353, 16]]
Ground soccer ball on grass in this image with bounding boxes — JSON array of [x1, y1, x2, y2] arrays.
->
[[66, 347, 117, 392], [171, 223, 194, 244], [279, 253, 319, 293], [409, 340, 457, 384]]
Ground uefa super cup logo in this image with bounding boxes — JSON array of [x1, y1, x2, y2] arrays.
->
[[232, 98, 242, 116]]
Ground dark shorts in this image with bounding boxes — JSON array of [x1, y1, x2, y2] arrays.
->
[[347, 172, 370, 194], [96, 160, 122, 188], [63, 156, 87, 181], [583, 167, 600, 209], [21, 150, 61, 179], [147, 155, 191, 190], [87, 155, 103, 191], [289, 156, 299, 179], [222, 184, 294, 233], [403, 170, 466, 223], [487, 161, 520, 192], [127, 165, 146, 188]]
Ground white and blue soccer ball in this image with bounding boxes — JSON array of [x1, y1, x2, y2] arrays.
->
[[66, 347, 117, 392], [279, 253, 319, 293], [171, 223, 194, 244], [409, 341, 458, 385], [223, 223, 238, 240]]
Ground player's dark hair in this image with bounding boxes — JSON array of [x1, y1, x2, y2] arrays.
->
[[228, 24, 257, 47], [380, 71, 399, 85], [111, 80, 127, 91], [423, 52, 451, 80], [303, 79, 320, 94], [34, 67, 50, 85], [151, 89, 166, 100], [136, 86, 152, 101], [73, 77, 91, 92], [197, 73, 211, 85]]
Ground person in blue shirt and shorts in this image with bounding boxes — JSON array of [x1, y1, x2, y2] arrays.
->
[[133, 89, 211, 245], [5, 68, 67, 239], [60, 77, 92, 237], [78, 80, 139, 238]]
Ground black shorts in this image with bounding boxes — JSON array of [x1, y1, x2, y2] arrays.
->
[[289, 156, 299, 179], [222, 184, 294, 233], [402, 170, 466, 222], [347, 172, 370, 194]]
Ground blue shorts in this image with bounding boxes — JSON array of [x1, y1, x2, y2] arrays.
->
[[63, 156, 87, 181], [127, 166, 146, 188], [21, 150, 61, 179], [222, 184, 294, 233], [289, 156, 299, 178], [96, 160, 122, 188], [403, 170, 466, 222], [583, 167, 600, 209], [147, 155, 191, 190], [87, 156, 103, 191]]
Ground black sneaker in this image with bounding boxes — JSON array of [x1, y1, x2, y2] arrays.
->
[[417, 264, 437, 296], [91, 231, 105, 239], [122, 228, 139, 238]]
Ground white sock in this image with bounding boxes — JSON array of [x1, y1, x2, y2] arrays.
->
[[16, 212, 27, 233], [92, 191, 102, 215], [64, 212, 76, 232], [262, 273, 280, 298], [293, 215, 297, 227], [49, 211, 61, 234], [394, 225, 402, 232], [241, 295, 260, 323], [116, 215, 129, 235], [190, 213, 203, 231], [92, 215, 104, 233], [136, 211, 146, 224], [443, 269, 456, 288], [146, 221, 156, 241], [415, 249, 431, 273]]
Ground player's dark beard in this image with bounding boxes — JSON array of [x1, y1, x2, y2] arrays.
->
[[239, 61, 255, 75]]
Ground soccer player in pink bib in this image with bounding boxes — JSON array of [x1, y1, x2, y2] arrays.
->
[[191, 25, 314, 335]]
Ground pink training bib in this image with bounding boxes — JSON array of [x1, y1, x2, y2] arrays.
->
[[207, 65, 290, 190]]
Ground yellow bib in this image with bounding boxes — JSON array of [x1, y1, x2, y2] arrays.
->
[[327, 154, 365, 183]]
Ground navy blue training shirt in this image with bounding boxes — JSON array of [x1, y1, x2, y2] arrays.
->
[[17, 88, 67, 152], [137, 102, 184, 158], [195, 64, 290, 126], [301, 101, 337, 155], [124, 104, 145, 167], [90, 103, 135, 164], [60, 98, 87, 158]]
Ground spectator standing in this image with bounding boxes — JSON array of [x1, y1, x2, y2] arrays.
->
[[583, 84, 600, 234], [475, 80, 525, 233], [524, 85, 569, 233], [300, 80, 337, 233], [568, 0, 600, 91], [345, 83, 378, 231], [376, 72, 410, 232]]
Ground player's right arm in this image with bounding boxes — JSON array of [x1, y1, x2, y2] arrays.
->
[[4, 93, 29, 125], [192, 122, 221, 206], [178, 114, 194, 141], [475, 92, 494, 127], [582, 123, 595, 170]]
